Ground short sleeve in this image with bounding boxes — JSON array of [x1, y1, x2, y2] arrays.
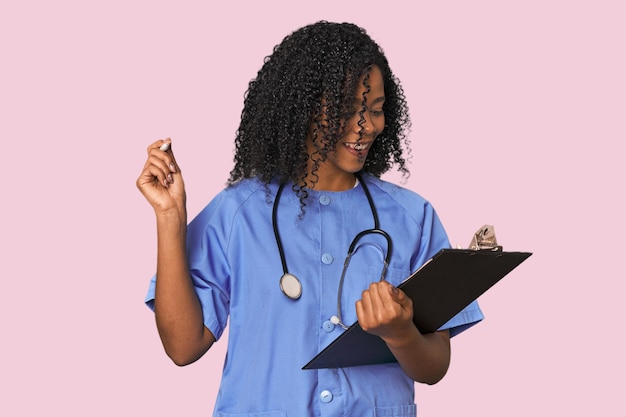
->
[[144, 191, 233, 341], [438, 300, 484, 337]]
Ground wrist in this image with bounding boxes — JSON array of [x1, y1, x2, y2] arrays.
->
[[155, 206, 187, 233], [382, 323, 421, 350]]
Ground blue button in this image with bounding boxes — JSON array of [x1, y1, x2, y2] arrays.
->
[[321, 253, 334, 264], [320, 390, 333, 403], [319, 195, 331, 205], [322, 320, 335, 332]]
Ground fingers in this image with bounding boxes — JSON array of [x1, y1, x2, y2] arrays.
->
[[356, 281, 412, 331], [140, 138, 179, 188], [358, 281, 396, 318], [137, 138, 187, 214], [363, 281, 407, 309], [138, 160, 173, 189], [154, 138, 181, 172]]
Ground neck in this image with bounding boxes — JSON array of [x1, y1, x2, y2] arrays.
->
[[305, 172, 358, 191]]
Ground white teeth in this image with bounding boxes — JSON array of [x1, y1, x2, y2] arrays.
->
[[344, 142, 371, 151]]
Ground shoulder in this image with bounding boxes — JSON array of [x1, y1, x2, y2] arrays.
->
[[361, 174, 450, 268], [219, 178, 271, 206], [189, 178, 272, 231], [361, 174, 436, 218]]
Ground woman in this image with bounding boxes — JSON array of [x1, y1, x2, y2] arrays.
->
[[138, 21, 483, 417]]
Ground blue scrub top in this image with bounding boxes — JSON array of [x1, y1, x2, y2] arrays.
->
[[146, 174, 483, 417]]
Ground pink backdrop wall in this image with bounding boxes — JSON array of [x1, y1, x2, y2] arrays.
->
[[2, 1, 624, 415]]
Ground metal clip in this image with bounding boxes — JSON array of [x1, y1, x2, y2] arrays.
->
[[468, 225, 503, 251]]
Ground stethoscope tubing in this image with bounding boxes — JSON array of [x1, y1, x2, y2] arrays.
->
[[272, 173, 393, 329], [335, 227, 392, 329]]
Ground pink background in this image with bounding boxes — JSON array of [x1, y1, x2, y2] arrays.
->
[[1, 1, 624, 415]]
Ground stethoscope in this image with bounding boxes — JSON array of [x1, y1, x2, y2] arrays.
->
[[272, 173, 393, 329]]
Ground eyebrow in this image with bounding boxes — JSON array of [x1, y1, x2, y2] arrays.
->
[[355, 96, 386, 105]]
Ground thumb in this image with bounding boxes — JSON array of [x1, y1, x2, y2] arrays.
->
[[388, 284, 412, 307], [387, 284, 401, 301]]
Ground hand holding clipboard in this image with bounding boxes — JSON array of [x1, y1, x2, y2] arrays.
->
[[303, 225, 532, 369]]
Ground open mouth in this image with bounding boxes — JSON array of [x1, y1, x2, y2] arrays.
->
[[343, 141, 373, 152]]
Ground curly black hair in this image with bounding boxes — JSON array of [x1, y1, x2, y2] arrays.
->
[[228, 21, 411, 205]]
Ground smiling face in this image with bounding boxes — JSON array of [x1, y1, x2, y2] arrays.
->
[[307, 65, 386, 190]]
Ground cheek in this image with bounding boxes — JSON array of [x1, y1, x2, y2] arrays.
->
[[345, 115, 359, 132], [374, 116, 385, 134]]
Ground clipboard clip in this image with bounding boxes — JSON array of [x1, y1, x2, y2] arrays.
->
[[468, 225, 503, 251]]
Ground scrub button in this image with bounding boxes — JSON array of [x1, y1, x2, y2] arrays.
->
[[322, 320, 335, 332], [319, 195, 331, 205], [321, 253, 334, 264], [320, 390, 333, 403]]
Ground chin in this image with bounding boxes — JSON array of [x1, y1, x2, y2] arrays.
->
[[346, 164, 366, 174]]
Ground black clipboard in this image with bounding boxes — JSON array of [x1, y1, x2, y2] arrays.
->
[[303, 248, 532, 370]]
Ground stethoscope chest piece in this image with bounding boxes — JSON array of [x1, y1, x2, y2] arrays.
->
[[273, 174, 390, 304], [280, 273, 302, 300]]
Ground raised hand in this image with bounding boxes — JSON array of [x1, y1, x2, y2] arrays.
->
[[136, 139, 186, 215]]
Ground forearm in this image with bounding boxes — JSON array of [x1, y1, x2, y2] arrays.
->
[[154, 210, 215, 365], [384, 327, 450, 384]]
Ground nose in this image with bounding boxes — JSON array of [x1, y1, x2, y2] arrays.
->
[[353, 112, 376, 136]]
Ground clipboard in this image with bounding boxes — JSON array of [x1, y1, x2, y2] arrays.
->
[[303, 248, 532, 370]]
